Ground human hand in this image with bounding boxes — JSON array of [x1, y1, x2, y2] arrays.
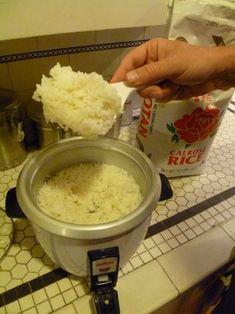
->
[[111, 38, 234, 101]]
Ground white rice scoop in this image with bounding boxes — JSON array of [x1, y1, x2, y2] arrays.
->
[[111, 82, 136, 109]]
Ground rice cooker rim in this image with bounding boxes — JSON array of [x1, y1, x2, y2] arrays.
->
[[16, 137, 160, 240]]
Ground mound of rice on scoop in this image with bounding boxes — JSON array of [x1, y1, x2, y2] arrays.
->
[[33, 63, 122, 138]]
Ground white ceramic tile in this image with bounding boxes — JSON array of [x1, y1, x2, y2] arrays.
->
[[57, 278, 72, 292], [143, 238, 155, 250], [161, 230, 173, 240], [158, 226, 235, 293], [156, 214, 168, 221], [32, 289, 48, 304], [184, 229, 196, 240], [0, 306, 6, 314], [167, 238, 180, 249], [119, 260, 179, 314], [215, 214, 226, 223], [136, 243, 146, 254], [149, 246, 162, 258], [222, 200, 233, 210], [201, 211, 211, 220], [130, 255, 143, 268], [140, 251, 153, 263], [177, 222, 189, 232], [22, 307, 38, 314], [208, 207, 218, 216], [73, 260, 178, 314], [74, 283, 88, 298], [185, 218, 197, 228], [19, 294, 35, 312], [36, 300, 52, 313], [221, 216, 235, 241], [11, 264, 28, 279], [165, 200, 178, 211], [50, 294, 66, 311], [221, 211, 232, 220], [5, 301, 21, 314], [169, 225, 181, 236], [192, 225, 204, 236], [1, 256, 16, 270], [23, 273, 39, 283], [229, 206, 235, 216], [6, 279, 21, 290], [158, 242, 171, 254], [62, 288, 77, 304], [200, 221, 211, 232], [53, 303, 77, 314], [45, 282, 60, 298], [152, 233, 165, 245]]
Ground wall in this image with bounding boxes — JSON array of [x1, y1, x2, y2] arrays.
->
[[0, 25, 167, 110], [0, 0, 169, 40]]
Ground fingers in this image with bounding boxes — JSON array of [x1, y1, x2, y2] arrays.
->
[[111, 40, 159, 83], [138, 81, 180, 100], [138, 81, 221, 102]]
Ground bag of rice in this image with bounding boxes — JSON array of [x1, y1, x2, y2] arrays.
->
[[137, 0, 235, 177], [33, 63, 122, 138]]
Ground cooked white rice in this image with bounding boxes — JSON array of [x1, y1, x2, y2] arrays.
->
[[37, 162, 143, 224], [32, 63, 122, 138]]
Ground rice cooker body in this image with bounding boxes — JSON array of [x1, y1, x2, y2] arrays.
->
[[31, 216, 150, 276], [16, 138, 162, 276]]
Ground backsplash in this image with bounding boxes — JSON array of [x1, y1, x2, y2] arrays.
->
[[0, 25, 166, 110]]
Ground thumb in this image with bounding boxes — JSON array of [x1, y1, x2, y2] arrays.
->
[[126, 60, 175, 87]]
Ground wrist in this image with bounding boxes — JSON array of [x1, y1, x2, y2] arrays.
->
[[211, 45, 235, 86]]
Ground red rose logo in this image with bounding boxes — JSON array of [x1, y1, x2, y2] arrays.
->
[[167, 107, 221, 147]]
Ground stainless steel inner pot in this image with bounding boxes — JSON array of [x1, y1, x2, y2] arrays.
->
[[16, 137, 161, 239], [27, 101, 121, 149], [0, 89, 27, 170]]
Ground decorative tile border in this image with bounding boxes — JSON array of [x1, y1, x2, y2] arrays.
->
[[0, 40, 147, 63], [0, 269, 68, 307]]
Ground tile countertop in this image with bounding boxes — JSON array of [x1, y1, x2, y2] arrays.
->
[[0, 101, 235, 314]]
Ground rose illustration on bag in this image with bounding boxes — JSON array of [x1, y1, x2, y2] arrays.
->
[[167, 107, 221, 147]]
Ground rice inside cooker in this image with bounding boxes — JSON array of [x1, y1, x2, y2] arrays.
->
[[32, 63, 122, 138], [37, 162, 143, 224]]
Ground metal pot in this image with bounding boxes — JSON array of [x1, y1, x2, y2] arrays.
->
[[9, 138, 172, 278], [27, 101, 121, 149], [0, 89, 27, 170]]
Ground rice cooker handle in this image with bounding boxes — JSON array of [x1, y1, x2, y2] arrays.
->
[[159, 173, 173, 201], [5, 187, 26, 218]]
